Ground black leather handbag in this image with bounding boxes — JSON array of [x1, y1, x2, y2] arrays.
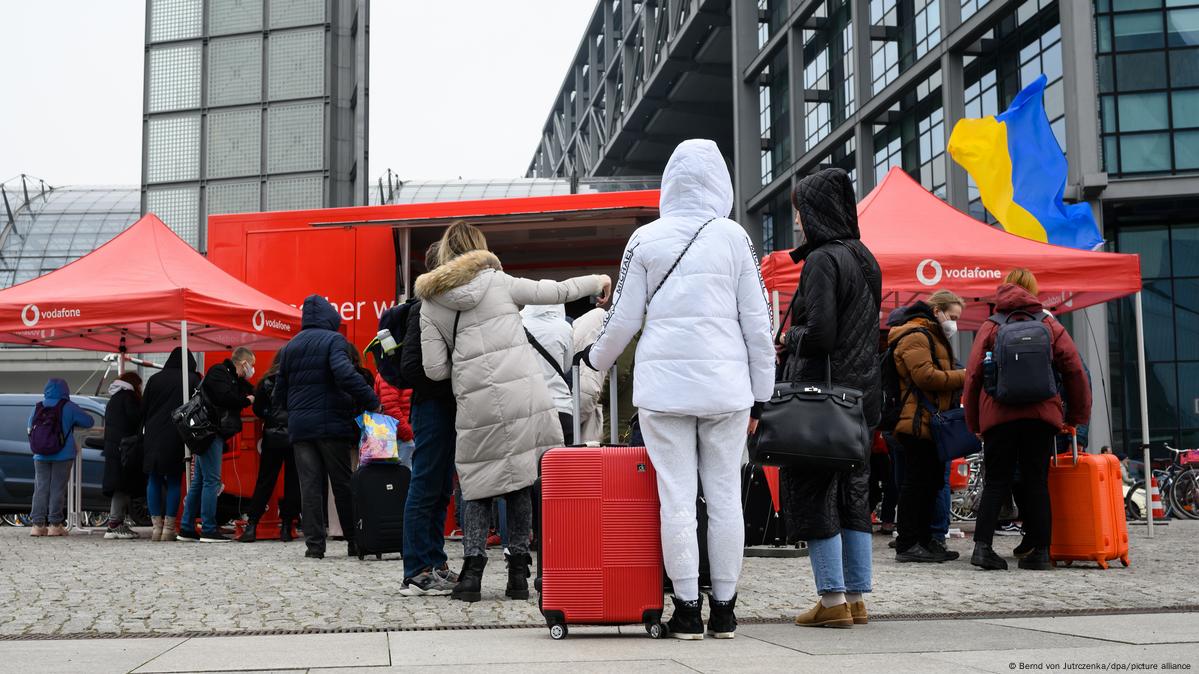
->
[[749, 357, 871, 471]]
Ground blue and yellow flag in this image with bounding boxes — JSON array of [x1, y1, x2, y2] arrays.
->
[[948, 75, 1102, 250]]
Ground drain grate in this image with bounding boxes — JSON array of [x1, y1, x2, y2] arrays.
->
[[2, 604, 1196, 642]]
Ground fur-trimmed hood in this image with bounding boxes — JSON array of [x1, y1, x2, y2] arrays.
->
[[414, 249, 503, 311]]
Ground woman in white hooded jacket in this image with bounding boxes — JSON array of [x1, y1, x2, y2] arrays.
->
[[416, 221, 610, 603], [584, 139, 775, 640]]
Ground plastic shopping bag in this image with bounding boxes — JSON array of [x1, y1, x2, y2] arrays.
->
[[357, 412, 400, 464]]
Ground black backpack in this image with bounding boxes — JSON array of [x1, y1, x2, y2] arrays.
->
[[986, 310, 1057, 404], [367, 300, 414, 389], [878, 328, 936, 433]]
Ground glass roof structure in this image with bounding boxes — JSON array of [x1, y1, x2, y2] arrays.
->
[[0, 176, 140, 289], [369, 175, 660, 206]]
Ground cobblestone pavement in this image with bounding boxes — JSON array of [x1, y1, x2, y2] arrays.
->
[[0, 521, 1193, 637]]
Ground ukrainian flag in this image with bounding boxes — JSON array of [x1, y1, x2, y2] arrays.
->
[[948, 75, 1102, 250]]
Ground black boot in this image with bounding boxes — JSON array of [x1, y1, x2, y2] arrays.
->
[[707, 593, 737, 639], [896, 544, 947, 563], [971, 543, 1009, 570], [279, 519, 294, 543], [665, 595, 704, 640], [505, 553, 531, 600], [237, 521, 257, 543], [1018, 547, 1053, 571], [1012, 537, 1034, 558], [452, 556, 487, 602]]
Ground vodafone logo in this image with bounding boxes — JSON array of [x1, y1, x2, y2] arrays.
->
[[916, 259, 1002, 287], [916, 259, 943, 286], [21, 304, 39, 327], [252, 310, 266, 332]]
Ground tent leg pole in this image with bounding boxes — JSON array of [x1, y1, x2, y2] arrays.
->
[[1134, 292, 1153, 537], [181, 321, 192, 503]]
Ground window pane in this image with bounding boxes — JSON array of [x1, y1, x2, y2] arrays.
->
[[1175, 279, 1199, 360], [1176, 130, 1199, 168], [1150, 363, 1179, 430], [1178, 364, 1199, 430], [1115, 12, 1166, 51], [1119, 132, 1172, 171], [1167, 8, 1199, 46], [1116, 52, 1168, 90], [1105, 134, 1120, 171], [1170, 48, 1199, 86], [1098, 16, 1113, 52], [1118, 92, 1169, 130], [1120, 226, 1172, 278], [1114, 0, 1162, 9], [1098, 55, 1115, 93], [1102, 95, 1118, 132], [1174, 224, 1199, 276], [1146, 279, 1177, 361], [1173, 90, 1199, 127]]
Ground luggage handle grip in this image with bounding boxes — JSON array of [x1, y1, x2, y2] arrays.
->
[[1053, 428, 1080, 468]]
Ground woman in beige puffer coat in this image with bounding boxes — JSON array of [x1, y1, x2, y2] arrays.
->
[[416, 221, 610, 602]]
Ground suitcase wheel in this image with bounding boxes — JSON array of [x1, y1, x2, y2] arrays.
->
[[1097, 559, 1109, 570], [1121, 555, 1130, 568], [549, 624, 568, 640], [646, 623, 665, 639], [376, 554, 383, 560]]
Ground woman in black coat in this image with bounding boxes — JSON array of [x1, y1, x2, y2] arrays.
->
[[778, 168, 882, 628], [142, 346, 201, 541], [239, 359, 300, 543], [103, 373, 145, 540]]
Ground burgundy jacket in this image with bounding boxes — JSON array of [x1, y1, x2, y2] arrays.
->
[[964, 284, 1091, 435], [374, 372, 413, 442]]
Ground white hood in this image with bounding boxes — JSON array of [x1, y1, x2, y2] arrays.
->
[[659, 139, 734, 219]]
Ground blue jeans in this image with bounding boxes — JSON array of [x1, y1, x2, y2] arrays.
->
[[181, 438, 224, 534], [146, 471, 183, 518], [808, 529, 873, 595], [403, 398, 456, 579]]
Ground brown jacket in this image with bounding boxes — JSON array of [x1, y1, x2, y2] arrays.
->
[[888, 313, 966, 441]]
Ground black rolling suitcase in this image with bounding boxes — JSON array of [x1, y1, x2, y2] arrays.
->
[[743, 463, 785, 547], [352, 462, 410, 560]]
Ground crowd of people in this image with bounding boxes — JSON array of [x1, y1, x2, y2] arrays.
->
[[22, 138, 1093, 642]]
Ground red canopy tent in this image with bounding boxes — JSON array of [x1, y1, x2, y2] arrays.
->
[[760, 167, 1142, 328], [761, 167, 1159, 531], [0, 214, 302, 530], [0, 214, 300, 351]]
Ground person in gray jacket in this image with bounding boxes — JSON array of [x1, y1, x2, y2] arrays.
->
[[416, 221, 610, 603]]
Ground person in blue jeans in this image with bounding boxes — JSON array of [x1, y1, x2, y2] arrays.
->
[[178, 348, 255, 543], [397, 241, 459, 596], [28, 378, 95, 537]]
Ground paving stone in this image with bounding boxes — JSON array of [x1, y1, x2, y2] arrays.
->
[[0, 521, 1194, 637]]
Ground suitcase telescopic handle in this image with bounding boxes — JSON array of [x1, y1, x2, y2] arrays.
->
[[1053, 428, 1080, 468], [570, 359, 619, 445]]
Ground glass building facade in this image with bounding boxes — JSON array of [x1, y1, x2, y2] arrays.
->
[[0, 178, 140, 290], [142, 0, 368, 250]]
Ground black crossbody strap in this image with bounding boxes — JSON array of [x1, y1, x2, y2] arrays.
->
[[648, 217, 716, 306], [524, 328, 570, 389]]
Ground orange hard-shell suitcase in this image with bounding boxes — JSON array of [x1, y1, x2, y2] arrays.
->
[[1048, 434, 1130, 569], [537, 365, 665, 640]]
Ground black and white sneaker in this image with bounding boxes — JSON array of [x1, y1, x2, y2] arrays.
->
[[399, 569, 454, 597], [176, 528, 200, 542], [199, 531, 232, 543]]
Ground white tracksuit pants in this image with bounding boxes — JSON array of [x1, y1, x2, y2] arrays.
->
[[639, 408, 749, 602]]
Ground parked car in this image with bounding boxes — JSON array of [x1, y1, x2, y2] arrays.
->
[[0, 393, 109, 514]]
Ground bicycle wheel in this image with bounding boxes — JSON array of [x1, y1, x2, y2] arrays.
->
[[1125, 481, 1146, 521], [951, 485, 981, 521], [1169, 470, 1199, 520]]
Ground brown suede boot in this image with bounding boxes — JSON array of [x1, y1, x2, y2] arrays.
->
[[850, 601, 868, 625], [150, 516, 164, 542], [161, 517, 177, 542], [794, 600, 853, 628]]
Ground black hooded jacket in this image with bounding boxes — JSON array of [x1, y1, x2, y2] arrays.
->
[[142, 347, 201, 477], [398, 298, 454, 404], [779, 168, 882, 541], [274, 295, 380, 443]]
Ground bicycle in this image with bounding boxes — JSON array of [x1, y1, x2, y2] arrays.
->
[[1164, 445, 1199, 520], [950, 452, 984, 522]]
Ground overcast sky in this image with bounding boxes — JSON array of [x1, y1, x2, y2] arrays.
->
[[0, 1, 593, 187]]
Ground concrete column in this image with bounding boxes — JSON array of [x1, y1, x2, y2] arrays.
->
[[852, 0, 876, 196], [1073, 304, 1113, 453], [1059, 0, 1103, 187], [942, 51, 969, 210], [731, 0, 764, 249]]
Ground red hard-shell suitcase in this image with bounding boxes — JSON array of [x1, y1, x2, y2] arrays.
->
[[1048, 434, 1130, 569], [538, 365, 665, 640]]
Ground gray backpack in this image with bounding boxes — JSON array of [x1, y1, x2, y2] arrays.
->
[[986, 310, 1057, 404]]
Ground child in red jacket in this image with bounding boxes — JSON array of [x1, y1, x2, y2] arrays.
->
[[374, 372, 414, 442]]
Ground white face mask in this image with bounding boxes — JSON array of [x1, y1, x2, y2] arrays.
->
[[242, 362, 255, 379], [936, 312, 958, 339]]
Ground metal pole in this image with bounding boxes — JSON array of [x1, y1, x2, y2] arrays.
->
[[1134, 292, 1153, 537], [609, 365, 619, 445], [772, 290, 780, 332]]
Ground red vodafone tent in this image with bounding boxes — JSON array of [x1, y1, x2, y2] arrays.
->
[[761, 167, 1161, 532], [0, 214, 301, 351], [759, 167, 1142, 329]]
